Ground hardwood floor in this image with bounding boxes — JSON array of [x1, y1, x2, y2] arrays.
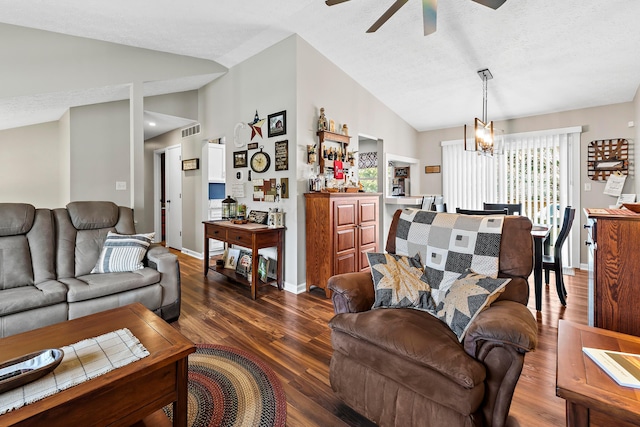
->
[[170, 250, 589, 426]]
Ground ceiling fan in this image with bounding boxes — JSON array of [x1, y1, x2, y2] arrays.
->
[[325, 0, 507, 36]]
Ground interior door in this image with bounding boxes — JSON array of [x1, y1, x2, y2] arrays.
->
[[165, 145, 182, 250]]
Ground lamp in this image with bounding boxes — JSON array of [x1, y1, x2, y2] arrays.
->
[[465, 68, 503, 156]]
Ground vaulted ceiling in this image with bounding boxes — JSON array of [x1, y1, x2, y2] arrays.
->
[[1, 0, 639, 132]]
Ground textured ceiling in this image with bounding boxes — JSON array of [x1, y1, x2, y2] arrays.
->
[[1, 0, 639, 133]]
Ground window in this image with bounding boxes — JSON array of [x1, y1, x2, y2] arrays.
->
[[442, 126, 581, 267], [358, 151, 378, 193]]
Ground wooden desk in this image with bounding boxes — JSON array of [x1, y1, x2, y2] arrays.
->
[[203, 220, 285, 299], [557, 320, 640, 427], [0, 303, 195, 427], [531, 225, 550, 311]]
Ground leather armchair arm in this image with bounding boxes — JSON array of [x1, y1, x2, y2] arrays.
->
[[463, 301, 538, 427], [327, 272, 375, 314]]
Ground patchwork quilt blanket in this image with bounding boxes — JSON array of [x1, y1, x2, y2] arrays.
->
[[395, 208, 504, 304]]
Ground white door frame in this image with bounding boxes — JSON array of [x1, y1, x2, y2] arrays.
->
[[153, 147, 164, 244]]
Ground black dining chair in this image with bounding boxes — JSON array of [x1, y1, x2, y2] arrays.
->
[[483, 202, 523, 215], [542, 206, 576, 306], [431, 203, 447, 212], [456, 208, 508, 215]]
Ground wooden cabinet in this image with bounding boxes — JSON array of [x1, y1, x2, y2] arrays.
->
[[585, 209, 640, 336], [305, 192, 381, 297], [208, 143, 225, 182]]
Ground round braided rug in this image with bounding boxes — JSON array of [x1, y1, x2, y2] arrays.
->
[[163, 344, 287, 427]]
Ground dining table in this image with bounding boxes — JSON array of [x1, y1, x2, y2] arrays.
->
[[531, 225, 551, 311]]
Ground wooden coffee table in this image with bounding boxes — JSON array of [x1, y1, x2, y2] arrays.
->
[[557, 320, 640, 427], [0, 303, 195, 427]]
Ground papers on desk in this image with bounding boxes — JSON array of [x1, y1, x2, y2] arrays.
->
[[583, 347, 640, 389]]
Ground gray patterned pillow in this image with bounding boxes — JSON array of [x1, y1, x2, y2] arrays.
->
[[367, 253, 435, 311], [91, 231, 154, 273], [436, 269, 510, 341]]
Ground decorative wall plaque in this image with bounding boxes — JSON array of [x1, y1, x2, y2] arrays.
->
[[274, 140, 288, 171], [587, 139, 629, 181]]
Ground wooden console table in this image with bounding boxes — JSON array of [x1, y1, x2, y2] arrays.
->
[[557, 320, 640, 427], [203, 220, 285, 299]]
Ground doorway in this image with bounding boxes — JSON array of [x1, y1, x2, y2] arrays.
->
[[164, 144, 182, 250]]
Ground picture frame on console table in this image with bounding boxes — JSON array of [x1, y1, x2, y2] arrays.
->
[[224, 248, 240, 269], [235, 250, 253, 278]]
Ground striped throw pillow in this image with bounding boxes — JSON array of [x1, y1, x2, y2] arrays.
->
[[91, 231, 155, 274]]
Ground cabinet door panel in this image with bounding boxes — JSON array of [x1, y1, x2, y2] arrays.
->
[[336, 228, 356, 253], [336, 252, 356, 275], [359, 201, 377, 223], [360, 224, 377, 247], [335, 203, 356, 227], [359, 245, 376, 271]]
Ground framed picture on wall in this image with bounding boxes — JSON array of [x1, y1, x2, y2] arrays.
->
[[233, 150, 247, 168], [267, 110, 286, 138]]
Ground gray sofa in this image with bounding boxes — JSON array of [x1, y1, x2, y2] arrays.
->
[[0, 201, 180, 338]]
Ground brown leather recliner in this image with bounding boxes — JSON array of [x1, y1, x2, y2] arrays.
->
[[328, 211, 538, 427]]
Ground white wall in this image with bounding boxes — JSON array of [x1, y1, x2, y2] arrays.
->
[[0, 121, 66, 208], [199, 35, 298, 289], [296, 36, 419, 282]]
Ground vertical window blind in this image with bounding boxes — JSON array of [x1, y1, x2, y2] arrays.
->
[[442, 127, 581, 266]]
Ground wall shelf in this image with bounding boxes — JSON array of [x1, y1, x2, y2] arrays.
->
[[317, 130, 351, 173]]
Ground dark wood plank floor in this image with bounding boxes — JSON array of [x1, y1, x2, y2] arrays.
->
[[170, 250, 589, 427]]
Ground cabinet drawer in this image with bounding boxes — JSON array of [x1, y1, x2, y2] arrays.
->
[[206, 226, 227, 241], [228, 230, 252, 246]]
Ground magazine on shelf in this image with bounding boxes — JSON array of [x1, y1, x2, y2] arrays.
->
[[583, 347, 640, 389]]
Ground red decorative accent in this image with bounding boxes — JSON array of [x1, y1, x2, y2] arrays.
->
[[334, 160, 344, 179]]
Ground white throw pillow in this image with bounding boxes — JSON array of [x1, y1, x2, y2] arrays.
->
[[91, 231, 155, 274]]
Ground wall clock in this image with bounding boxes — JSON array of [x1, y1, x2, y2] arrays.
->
[[250, 147, 271, 173]]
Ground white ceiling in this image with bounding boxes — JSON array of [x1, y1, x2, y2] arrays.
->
[[1, 0, 639, 133]]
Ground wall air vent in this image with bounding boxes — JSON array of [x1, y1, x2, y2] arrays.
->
[[181, 123, 201, 138]]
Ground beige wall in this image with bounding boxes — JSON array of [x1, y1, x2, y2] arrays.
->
[[417, 101, 636, 266], [69, 100, 131, 207], [0, 121, 67, 208]]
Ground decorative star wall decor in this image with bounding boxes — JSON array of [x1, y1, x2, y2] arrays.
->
[[248, 110, 266, 140]]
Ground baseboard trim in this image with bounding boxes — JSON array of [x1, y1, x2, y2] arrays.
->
[[181, 248, 203, 259]]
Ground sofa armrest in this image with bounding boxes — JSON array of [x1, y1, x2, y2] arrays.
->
[[327, 272, 375, 314], [463, 300, 538, 427], [145, 248, 180, 315]]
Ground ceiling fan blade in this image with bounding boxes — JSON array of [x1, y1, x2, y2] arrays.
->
[[471, 0, 507, 10], [325, 0, 350, 5], [422, 0, 437, 36], [366, 0, 409, 33]]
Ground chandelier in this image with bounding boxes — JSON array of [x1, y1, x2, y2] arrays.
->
[[465, 68, 503, 156]]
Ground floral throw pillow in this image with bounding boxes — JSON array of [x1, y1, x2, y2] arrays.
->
[[436, 269, 511, 341], [367, 253, 435, 311]]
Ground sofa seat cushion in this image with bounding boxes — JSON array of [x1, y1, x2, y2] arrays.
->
[[63, 267, 161, 303], [329, 308, 486, 389], [0, 280, 68, 316]]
